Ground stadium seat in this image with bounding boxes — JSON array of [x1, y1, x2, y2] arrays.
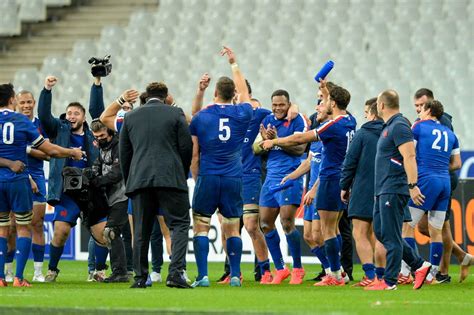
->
[[17, 0, 47, 23], [72, 40, 97, 59], [0, 1, 21, 36], [41, 56, 69, 80], [44, 0, 71, 6]]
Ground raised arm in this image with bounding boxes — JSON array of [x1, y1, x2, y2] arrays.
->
[[191, 73, 210, 116], [100, 89, 139, 131], [221, 46, 251, 105], [89, 77, 105, 119], [38, 76, 60, 139]]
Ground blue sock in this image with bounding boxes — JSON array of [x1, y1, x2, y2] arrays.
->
[[311, 246, 330, 269], [404, 237, 419, 255], [15, 237, 32, 279], [6, 249, 15, 263], [48, 244, 64, 271], [193, 236, 209, 280], [94, 244, 109, 270], [0, 237, 6, 278], [257, 259, 270, 274], [32, 243, 45, 263], [285, 229, 302, 269], [375, 267, 385, 279], [430, 242, 443, 266], [362, 263, 376, 280], [265, 229, 284, 270], [336, 234, 342, 251], [226, 237, 242, 278], [324, 237, 341, 272]]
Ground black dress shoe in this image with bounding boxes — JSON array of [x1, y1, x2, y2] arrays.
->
[[104, 273, 131, 283], [166, 272, 192, 289], [130, 279, 147, 288]]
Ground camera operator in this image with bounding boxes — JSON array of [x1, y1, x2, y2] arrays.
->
[[89, 120, 129, 282], [38, 76, 104, 282]]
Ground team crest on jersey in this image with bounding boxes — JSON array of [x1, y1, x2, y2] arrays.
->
[[60, 210, 67, 217], [283, 121, 290, 127]]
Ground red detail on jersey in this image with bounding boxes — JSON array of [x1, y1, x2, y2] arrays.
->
[[283, 120, 290, 127], [316, 115, 346, 134], [383, 130, 388, 137], [60, 210, 67, 217]]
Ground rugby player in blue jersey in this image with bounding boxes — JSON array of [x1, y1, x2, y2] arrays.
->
[[16, 90, 50, 282], [0, 83, 83, 287], [256, 89, 308, 285], [262, 80, 356, 286], [190, 47, 256, 287], [405, 100, 461, 284]]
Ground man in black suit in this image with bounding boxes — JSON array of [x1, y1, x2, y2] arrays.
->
[[119, 82, 193, 289]]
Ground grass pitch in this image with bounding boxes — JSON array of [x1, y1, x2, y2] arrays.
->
[[0, 261, 472, 315]]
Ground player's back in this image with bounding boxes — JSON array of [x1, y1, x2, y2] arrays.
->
[[317, 114, 357, 180], [190, 103, 253, 177], [0, 110, 39, 181], [413, 119, 459, 178]]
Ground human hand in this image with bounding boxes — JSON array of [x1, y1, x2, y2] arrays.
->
[[44, 76, 58, 90]]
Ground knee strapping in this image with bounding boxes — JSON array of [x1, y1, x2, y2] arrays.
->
[[222, 217, 240, 224], [243, 208, 259, 216], [428, 211, 445, 230], [15, 212, 33, 225], [193, 213, 211, 225], [408, 207, 425, 228], [0, 212, 10, 227]]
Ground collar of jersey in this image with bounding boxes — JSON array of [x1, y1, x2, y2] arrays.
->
[[0, 108, 14, 113]]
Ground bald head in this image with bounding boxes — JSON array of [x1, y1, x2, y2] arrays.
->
[[378, 90, 399, 110]]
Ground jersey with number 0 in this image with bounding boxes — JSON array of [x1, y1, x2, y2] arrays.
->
[[412, 119, 460, 178], [314, 114, 357, 180], [189, 103, 253, 177], [27, 117, 47, 177], [261, 113, 307, 179], [0, 109, 44, 181], [242, 108, 271, 176]]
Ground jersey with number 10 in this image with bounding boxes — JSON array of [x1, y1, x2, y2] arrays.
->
[[412, 119, 459, 179], [189, 103, 253, 177], [315, 114, 357, 180], [0, 109, 44, 181]]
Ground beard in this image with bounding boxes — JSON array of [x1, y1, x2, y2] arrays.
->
[[70, 120, 84, 132]]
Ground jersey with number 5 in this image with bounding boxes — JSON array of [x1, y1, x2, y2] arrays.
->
[[314, 114, 357, 180], [189, 103, 253, 176], [412, 119, 459, 178], [0, 109, 45, 181]]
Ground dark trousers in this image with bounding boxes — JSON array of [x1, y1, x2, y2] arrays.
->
[[131, 187, 190, 281], [121, 219, 133, 272], [151, 216, 164, 273], [106, 200, 129, 275], [338, 209, 353, 278], [373, 194, 423, 285]]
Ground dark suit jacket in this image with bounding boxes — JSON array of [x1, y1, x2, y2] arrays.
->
[[119, 99, 193, 196]]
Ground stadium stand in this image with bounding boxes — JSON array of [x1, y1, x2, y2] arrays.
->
[[0, 0, 472, 148]]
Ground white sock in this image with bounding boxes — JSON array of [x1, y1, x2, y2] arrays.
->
[[400, 260, 411, 276], [334, 269, 342, 280], [325, 268, 331, 275], [5, 262, 12, 273], [34, 262, 43, 272]]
